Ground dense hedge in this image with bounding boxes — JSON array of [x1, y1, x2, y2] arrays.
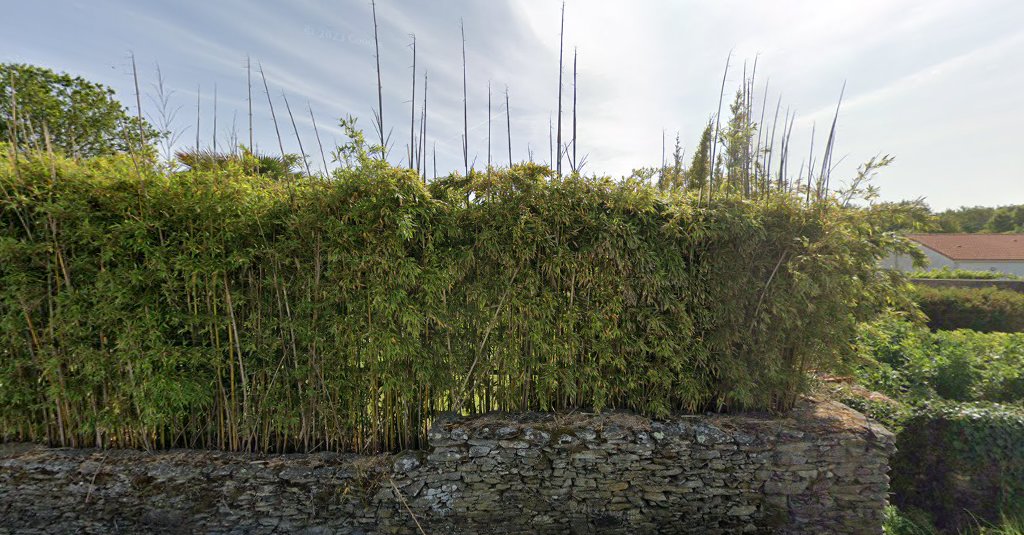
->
[[891, 402, 1024, 533], [856, 319, 1024, 404], [915, 285, 1024, 333], [0, 151, 911, 452], [910, 267, 1018, 280]]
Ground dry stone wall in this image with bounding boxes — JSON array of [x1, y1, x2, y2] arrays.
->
[[0, 399, 894, 534]]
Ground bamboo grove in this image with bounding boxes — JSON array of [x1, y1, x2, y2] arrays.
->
[[0, 141, 916, 453]]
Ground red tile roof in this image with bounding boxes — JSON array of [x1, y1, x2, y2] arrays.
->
[[906, 234, 1024, 261]]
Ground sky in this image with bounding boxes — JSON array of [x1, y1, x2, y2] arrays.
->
[[3, 0, 1022, 209]]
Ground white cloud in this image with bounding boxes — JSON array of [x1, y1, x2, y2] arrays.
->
[[3, 0, 1021, 206]]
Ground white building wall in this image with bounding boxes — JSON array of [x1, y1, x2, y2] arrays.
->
[[882, 243, 1024, 276]]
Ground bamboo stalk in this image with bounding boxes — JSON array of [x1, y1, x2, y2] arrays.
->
[[505, 86, 512, 167], [308, 102, 329, 177], [571, 47, 578, 173], [371, 0, 385, 158], [556, 2, 565, 176], [765, 94, 781, 192], [782, 111, 796, 190], [420, 71, 427, 181], [461, 18, 469, 176], [281, 92, 311, 177], [258, 63, 287, 162], [487, 81, 491, 172], [195, 84, 201, 152], [805, 122, 816, 203], [820, 81, 846, 196], [130, 52, 147, 152], [2, 72, 33, 240], [212, 83, 218, 153], [708, 50, 732, 201], [754, 78, 769, 194], [247, 56, 254, 151], [409, 34, 416, 170], [745, 55, 758, 196]]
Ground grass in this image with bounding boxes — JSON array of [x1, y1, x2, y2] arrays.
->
[[884, 506, 1024, 535]]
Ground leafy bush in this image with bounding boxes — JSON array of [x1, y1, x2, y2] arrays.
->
[[891, 403, 1024, 534], [0, 151, 912, 452], [883, 505, 1024, 535], [830, 384, 914, 432], [910, 267, 1019, 280], [914, 286, 1024, 333], [856, 319, 1024, 404], [882, 505, 938, 535]]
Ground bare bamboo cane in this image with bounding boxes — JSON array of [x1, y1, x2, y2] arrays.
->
[[421, 72, 428, 181], [461, 19, 469, 176], [820, 81, 846, 196], [505, 86, 512, 167], [571, 47, 578, 173], [371, 0, 385, 158], [258, 63, 287, 162], [556, 2, 565, 176], [247, 56, 253, 151], [765, 95, 781, 192], [281, 92, 311, 176], [806, 122, 816, 203], [745, 55, 758, 196], [708, 51, 732, 202], [754, 78, 769, 194], [195, 84, 201, 151], [487, 81, 491, 173], [130, 52, 148, 152], [408, 34, 416, 169], [212, 83, 218, 153], [308, 102, 329, 176]]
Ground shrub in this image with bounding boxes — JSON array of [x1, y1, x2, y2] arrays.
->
[[891, 403, 1024, 534], [882, 505, 938, 535], [914, 285, 1024, 333], [910, 267, 1018, 280], [856, 319, 1024, 404], [0, 151, 912, 452]]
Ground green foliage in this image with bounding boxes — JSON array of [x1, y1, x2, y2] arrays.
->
[[656, 133, 686, 191], [829, 383, 914, 432], [911, 268, 1019, 280], [686, 123, 712, 192], [174, 147, 301, 180], [883, 505, 939, 535], [891, 402, 1024, 534], [884, 505, 1024, 535], [863, 199, 938, 233], [914, 286, 1024, 333], [856, 318, 1024, 404], [722, 88, 756, 192], [0, 151, 913, 453], [933, 205, 1024, 234], [0, 63, 158, 158]]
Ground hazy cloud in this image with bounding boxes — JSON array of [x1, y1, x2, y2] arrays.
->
[[4, 0, 1022, 208]]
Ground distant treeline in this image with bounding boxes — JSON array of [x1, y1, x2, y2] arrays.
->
[[932, 205, 1024, 234], [867, 201, 1024, 235]]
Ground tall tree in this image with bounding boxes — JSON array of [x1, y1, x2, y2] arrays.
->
[[722, 87, 754, 191], [657, 133, 685, 191], [1, 63, 158, 157], [687, 123, 713, 193]]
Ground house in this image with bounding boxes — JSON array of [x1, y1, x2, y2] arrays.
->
[[885, 233, 1024, 276]]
